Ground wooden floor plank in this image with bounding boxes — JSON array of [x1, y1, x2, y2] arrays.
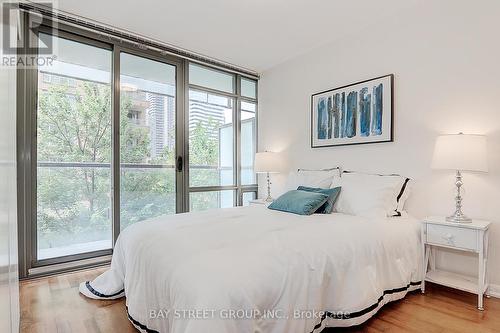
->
[[19, 267, 500, 333]]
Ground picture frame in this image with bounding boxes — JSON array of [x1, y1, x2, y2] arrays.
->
[[311, 74, 394, 148]]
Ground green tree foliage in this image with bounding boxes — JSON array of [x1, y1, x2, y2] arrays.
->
[[37, 78, 222, 251], [188, 118, 224, 208], [37, 82, 113, 249], [119, 96, 151, 164], [37, 76, 227, 249], [189, 119, 219, 165], [38, 81, 169, 248]]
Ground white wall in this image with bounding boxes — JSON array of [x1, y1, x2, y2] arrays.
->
[[0, 11, 20, 333], [258, 0, 500, 287]]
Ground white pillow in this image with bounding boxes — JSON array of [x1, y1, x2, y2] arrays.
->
[[285, 167, 341, 191], [331, 172, 410, 218]]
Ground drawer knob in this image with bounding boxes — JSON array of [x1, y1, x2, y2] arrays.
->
[[443, 233, 454, 244]]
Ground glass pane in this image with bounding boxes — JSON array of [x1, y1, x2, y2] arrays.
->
[[189, 63, 234, 93], [190, 190, 234, 212], [241, 77, 257, 99], [241, 101, 256, 185], [120, 53, 176, 231], [189, 90, 234, 187], [242, 192, 256, 206], [37, 33, 112, 259]]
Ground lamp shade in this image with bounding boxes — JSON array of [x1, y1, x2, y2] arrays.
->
[[431, 133, 488, 172], [254, 152, 281, 173]]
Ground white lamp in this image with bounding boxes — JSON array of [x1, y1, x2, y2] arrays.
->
[[431, 133, 488, 223], [255, 151, 281, 202]]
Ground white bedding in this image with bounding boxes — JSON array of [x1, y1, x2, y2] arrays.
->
[[80, 206, 422, 333]]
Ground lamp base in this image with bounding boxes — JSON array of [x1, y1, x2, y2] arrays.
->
[[447, 170, 472, 223], [446, 214, 472, 223], [264, 172, 273, 203]]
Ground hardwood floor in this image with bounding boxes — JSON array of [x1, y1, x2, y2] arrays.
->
[[20, 267, 500, 333], [20, 267, 135, 333]]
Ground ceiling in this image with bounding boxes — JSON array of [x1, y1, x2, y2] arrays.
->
[[55, 0, 419, 73]]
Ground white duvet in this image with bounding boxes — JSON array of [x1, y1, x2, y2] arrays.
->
[[80, 205, 422, 333]]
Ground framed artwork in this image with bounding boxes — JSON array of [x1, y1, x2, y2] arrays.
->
[[311, 74, 393, 148]]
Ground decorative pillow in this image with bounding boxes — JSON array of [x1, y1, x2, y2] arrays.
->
[[297, 186, 341, 214], [331, 172, 411, 218], [285, 167, 341, 191], [268, 190, 329, 215]]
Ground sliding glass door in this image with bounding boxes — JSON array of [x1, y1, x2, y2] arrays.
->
[[119, 53, 178, 230], [18, 19, 257, 277], [31, 30, 184, 267], [36, 33, 113, 260]]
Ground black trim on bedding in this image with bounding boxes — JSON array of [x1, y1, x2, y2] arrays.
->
[[311, 281, 421, 333], [396, 178, 410, 203], [392, 177, 410, 216], [127, 306, 160, 333], [85, 281, 124, 298], [85, 283, 156, 332]]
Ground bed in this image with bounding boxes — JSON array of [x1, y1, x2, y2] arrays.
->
[[80, 204, 422, 333]]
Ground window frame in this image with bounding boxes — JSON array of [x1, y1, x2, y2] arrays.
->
[[115, 48, 185, 238], [18, 22, 119, 274], [186, 63, 258, 209], [17, 16, 257, 278]]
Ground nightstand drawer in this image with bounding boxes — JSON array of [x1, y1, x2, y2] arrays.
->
[[426, 224, 478, 251]]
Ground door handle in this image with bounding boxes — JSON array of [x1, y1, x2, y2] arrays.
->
[[176, 156, 183, 172]]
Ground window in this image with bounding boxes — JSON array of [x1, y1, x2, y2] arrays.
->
[[189, 63, 235, 93], [119, 53, 177, 230], [188, 64, 258, 212], [42, 73, 51, 83], [242, 192, 256, 206], [189, 90, 234, 187], [18, 21, 257, 277], [241, 101, 257, 185], [189, 190, 235, 212], [36, 33, 113, 259], [241, 78, 257, 99]]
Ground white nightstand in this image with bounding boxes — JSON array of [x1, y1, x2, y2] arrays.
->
[[248, 199, 272, 206], [421, 216, 491, 310]]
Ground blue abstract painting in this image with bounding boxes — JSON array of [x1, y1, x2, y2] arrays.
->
[[359, 87, 371, 137], [311, 75, 393, 147], [372, 83, 383, 135], [317, 97, 328, 139]]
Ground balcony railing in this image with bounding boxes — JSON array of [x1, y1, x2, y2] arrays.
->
[[37, 162, 256, 188], [37, 161, 234, 170]]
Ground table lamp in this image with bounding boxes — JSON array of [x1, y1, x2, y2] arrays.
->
[[254, 151, 281, 202], [431, 133, 488, 223]]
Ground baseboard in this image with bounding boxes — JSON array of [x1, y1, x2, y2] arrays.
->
[[488, 284, 500, 299]]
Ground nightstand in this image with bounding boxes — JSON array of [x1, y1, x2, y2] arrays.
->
[[248, 199, 272, 206], [421, 216, 491, 310]]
